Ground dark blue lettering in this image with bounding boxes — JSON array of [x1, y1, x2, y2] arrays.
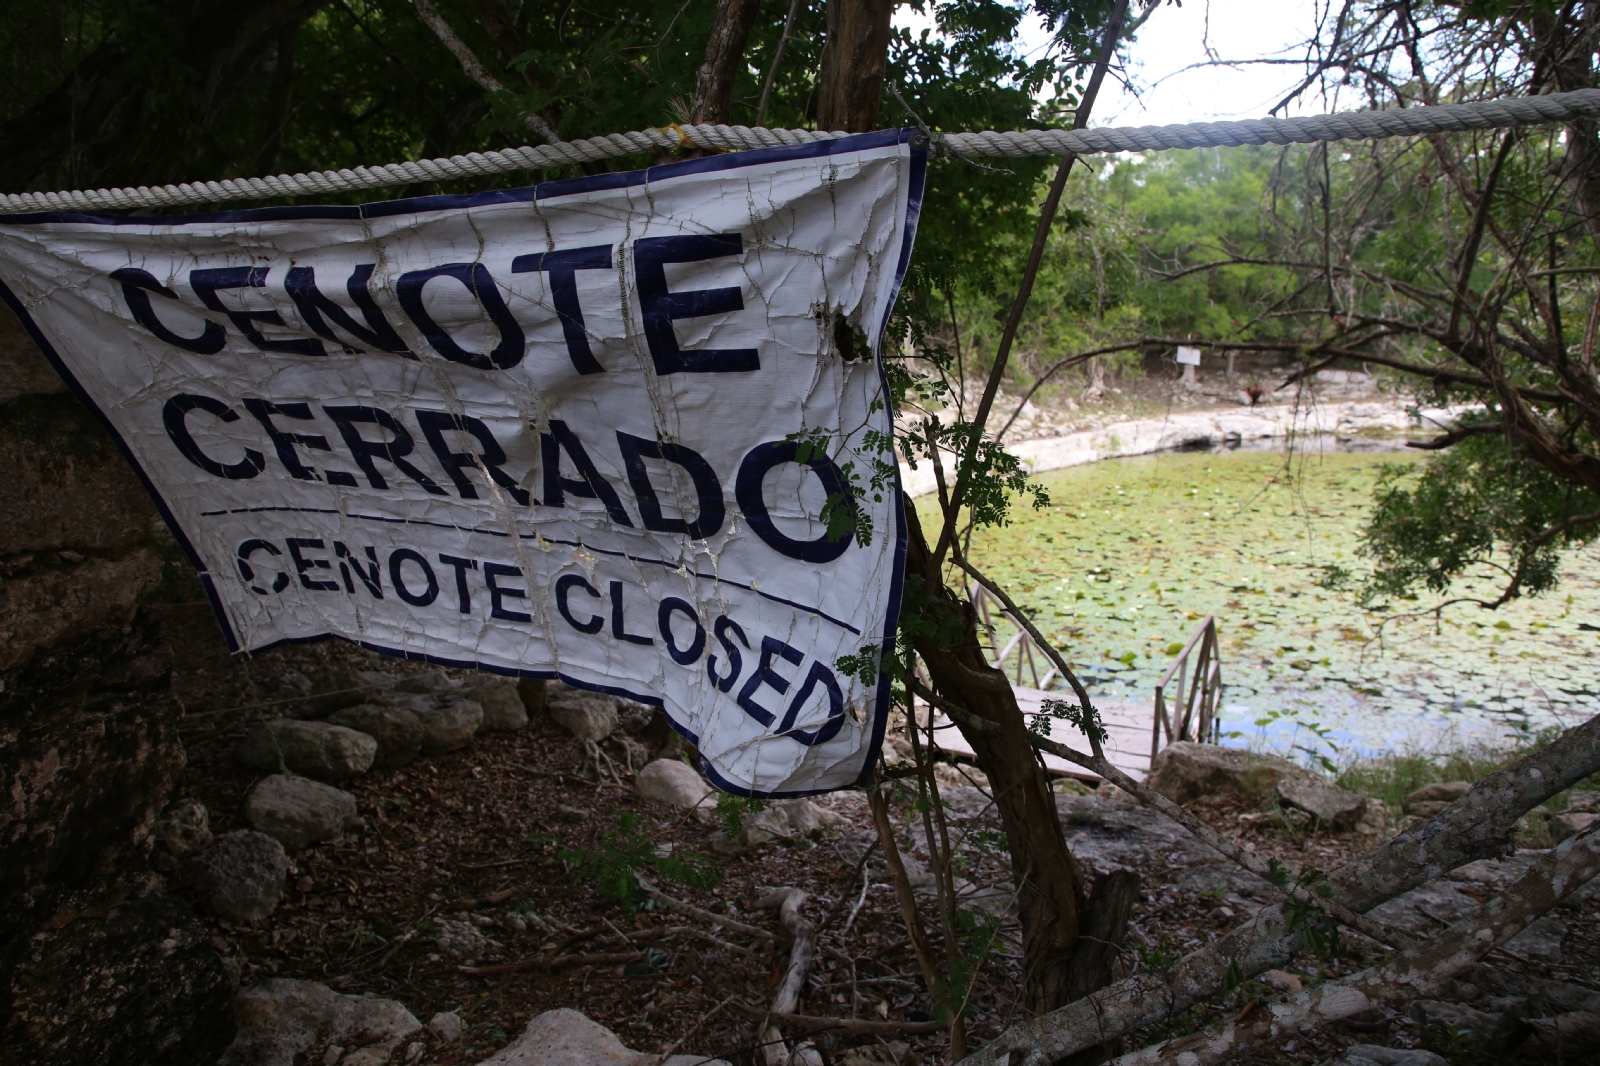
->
[[438, 554, 477, 613], [510, 245, 611, 374], [485, 562, 531, 622], [237, 539, 289, 595], [735, 440, 855, 563], [287, 537, 338, 591], [632, 233, 758, 374], [323, 406, 446, 494], [162, 394, 265, 480], [190, 266, 323, 357], [609, 581, 653, 645], [706, 615, 747, 693], [777, 661, 846, 746], [334, 541, 383, 597], [658, 598, 706, 665], [540, 420, 632, 525], [556, 574, 603, 633], [284, 264, 410, 354], [395, 263, 524, 370], [416, 410, 531, 505], [389, 548, 439, 606], [736, 634, 802, 728], [243, 398, 332, 481], [616, 431, 725, 539], [111, 268, 225, 354]]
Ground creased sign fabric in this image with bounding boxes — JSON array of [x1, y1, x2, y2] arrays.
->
[[0, 129, 925, 797]]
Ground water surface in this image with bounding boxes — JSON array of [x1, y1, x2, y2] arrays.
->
[[945, 441, 1600, 765]]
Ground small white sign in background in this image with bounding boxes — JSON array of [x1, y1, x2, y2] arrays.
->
[[0, 130, 926, 796], [1176, 345, 1202, 366]]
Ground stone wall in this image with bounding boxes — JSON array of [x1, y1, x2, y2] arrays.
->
[[0, 300, 235, 1064]]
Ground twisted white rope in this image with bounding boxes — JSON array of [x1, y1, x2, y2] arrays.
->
[[5, 89, 1598, 214]]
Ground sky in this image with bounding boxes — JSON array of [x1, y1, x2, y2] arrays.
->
[[899, 0, 1337, 128]]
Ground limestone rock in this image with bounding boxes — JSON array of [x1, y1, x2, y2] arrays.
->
[[395, 671, 453, 693], [1408, 1000, 1499, 1040], [2, 891, 236, 1066], [416, 697, 483, 754], [193, 830, 287, 922], [468, 679, 529, 731], [243, 775, 360, 852], [1504, 915, 1565, 964], [734, 799, 835, 846], [428, 1010, 464, 1044], [1149, 741, 1364, 829], [433, 917, 499, 962], [326, 703, 424, 768], [309, 669, 392, 714], [1275, 772, 1366, 830], [1146, 742, 1300, 804], [1261, 969, 1302, 993], [150, 798, 212, 871], [635, 758, 712, 808], [1406, 780, 1472, 808], [220, 978, 421, 1066], [1340, 1046, 1449, 1066], [548, 694, 617, 741], [473, 1008, 728, 1066], [234, 719, 377, 781]]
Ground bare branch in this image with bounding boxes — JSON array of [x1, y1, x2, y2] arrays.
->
[[413, 0, 560, 144]]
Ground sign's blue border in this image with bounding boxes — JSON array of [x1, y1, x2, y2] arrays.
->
[[0, 127, 926, 799]]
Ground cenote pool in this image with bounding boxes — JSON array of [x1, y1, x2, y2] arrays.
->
[[939, 440, 1600, 764]]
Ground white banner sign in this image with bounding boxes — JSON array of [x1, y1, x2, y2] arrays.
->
[[0, 130, 925, 797]]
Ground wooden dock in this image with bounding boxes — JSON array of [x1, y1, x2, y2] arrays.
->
[[926, 691, 1155, 783], [920, 588, 1225, 784]]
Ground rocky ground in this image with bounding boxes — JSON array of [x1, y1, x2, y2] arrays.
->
[[149, 580, 1600, 1066]]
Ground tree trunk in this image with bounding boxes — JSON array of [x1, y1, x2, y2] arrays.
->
[[903, 503, 1089, 1013], [691, 0, 764, 125], [1535, 5, 1600, 244], [816, 0, 893, 131]]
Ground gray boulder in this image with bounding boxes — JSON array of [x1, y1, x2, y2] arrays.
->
[[1406, 780, 1471, 817], [220, 978, 421, 1066], [234, 719, 377, 781], [1276, 772, 1367, 830], [326, 703, 424, 768], [634, 758, 712, 808], [428, 1010, 464, 1044], [243, 775, 360, 852], [310, 669, 392, 714], [548, 694, 617, 741], [1149, 741, 1364, 829], [150, 798, 212, 872], [474, 1008, 727, 1066], [468, 678, 529, 731], [416, 697, 483, 754], [1147, 742, 1302, 803], [1504, 915, 1566, 963], [193, 830, 287, 921]]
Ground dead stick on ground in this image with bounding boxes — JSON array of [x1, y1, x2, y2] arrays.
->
[[960, 710, 1600, 1065], [756, 887, 818, 1066], [637, 876, 775, 941], [730, 1003, 947, 1036], [457, 950, 642, 977], [1112, 821, 1600, 1065]]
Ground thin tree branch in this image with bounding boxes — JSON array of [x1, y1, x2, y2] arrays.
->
[[932, 0, 1130, 569], [413, 0, 560, 144]]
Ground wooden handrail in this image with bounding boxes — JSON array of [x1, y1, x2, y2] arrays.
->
[[1151, 615, 1222, 764]]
